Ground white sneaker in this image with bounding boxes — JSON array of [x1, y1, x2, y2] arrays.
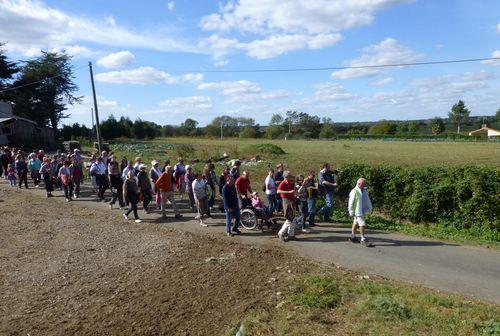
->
[[109, 204, 113, 209], [135, 219, 142, 223], [200, 221, 208, 227], [123, 214, 128, 220], [302, 228, 311, 234]]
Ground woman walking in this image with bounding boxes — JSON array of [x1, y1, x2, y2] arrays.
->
[[150, 160, 162, 209], [192, 173, 209, 227], [58, 160, 73, 202], [109, 161, 125, 209], [184, 165, 196, 211], [28, 153, 42, 187], [174, 157, 186, 200], [15, 154, 28, 189], [39, 157, 54, 197], [123, 171, 141, 223], [264, 168, 277, 215], [71, 158, 82, 198], [137, 164, 153, 213]]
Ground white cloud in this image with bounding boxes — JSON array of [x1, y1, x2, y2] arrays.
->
[[497, 22, 500, 33], [198, 80, 261, 95], [50, 45, 99, 58], [167, 1, 175, 11], [201, 0, 411, 35], [152, 96, 212, 115], [331, 38, 424, 79], [313, 82, 356, 101], [369, 77, 394, 87], [481, 50, 500, 66], [95, 67, 204, 85], [66, 96, 128, 119], [410, 70, 495, 93], [97, 51, 135, 69], [0, 0, 195, 56], [199, 0, 411, 59]]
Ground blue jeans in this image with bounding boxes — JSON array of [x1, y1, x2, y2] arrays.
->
[[225, 206, 240, 233], [300, 199, 308, 228], [266, 193, 277, 214], [307, 198, 316, 227], [318, 191, 334, 221]]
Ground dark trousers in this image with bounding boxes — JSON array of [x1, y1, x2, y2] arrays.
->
[[110, 185, 124, 207], [30, 171, 41, 186], [209, 185, 215, 207], [18, 170, 28, 188], [125, 193, 139, 219], [43, 172, 53, 192], [63, 183, 74, 199], [96, 174, 107, 199], [142, 189, 152, 210], [300, 199, 309, 228], [74, 179, 81, 196], [266, 193, 277, 214]]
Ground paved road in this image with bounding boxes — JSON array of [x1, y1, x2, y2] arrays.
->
[[4, 181, 500, 304]]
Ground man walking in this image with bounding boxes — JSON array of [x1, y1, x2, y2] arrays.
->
[[156, 166, 183, 219], [235, 171, 252, 209], [317, 163, 337, 222], [348, 177, 373, 246], [222, 175, 241, 237]]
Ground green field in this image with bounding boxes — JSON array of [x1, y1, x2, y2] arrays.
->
[[108, 137, 500, 181]]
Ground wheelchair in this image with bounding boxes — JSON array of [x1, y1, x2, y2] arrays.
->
[[240, 202, 279, 231]]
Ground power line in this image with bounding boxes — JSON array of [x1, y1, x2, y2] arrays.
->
[[173, 57, 500, 73], [0, 57, 498, 93]]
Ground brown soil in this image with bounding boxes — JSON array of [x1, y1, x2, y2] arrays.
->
[[0, 185, 306, 335]]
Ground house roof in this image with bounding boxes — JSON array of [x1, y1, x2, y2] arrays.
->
[[469, 124, 500, 136], [0, 116, 39, 126]]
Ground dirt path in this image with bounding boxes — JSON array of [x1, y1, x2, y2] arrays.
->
[[1, 184, 317, 335]]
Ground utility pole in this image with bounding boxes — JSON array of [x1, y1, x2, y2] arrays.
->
[[220, 118, 223, 140], [89, 61, 102, 154], [91, 107, 95, 140]]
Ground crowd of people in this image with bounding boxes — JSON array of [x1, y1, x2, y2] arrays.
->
[[0, 146, 373, 245]]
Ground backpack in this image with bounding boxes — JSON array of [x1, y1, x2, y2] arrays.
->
[[61, 174, 71, 186]]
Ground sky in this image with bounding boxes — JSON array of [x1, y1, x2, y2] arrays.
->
[[1, 0, 499, 126]]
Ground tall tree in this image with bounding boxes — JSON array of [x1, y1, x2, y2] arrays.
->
[[11, 51, 80, 129], [407, 120, 419, 134], [430, 117, 445, 135], [285, 110, 298, 136], [0, 43, 19, 100], [269, 113, 283, 125], [448, 100, 470, 134]]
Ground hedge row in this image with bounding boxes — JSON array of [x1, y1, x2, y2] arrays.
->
[[335, 133, 494, 141], [336, 164, 500, 231]]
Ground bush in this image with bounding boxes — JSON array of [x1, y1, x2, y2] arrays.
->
[[337, 164, 500, 235], [242, 143, 286, 155], [373, 296, 411, 319], [290, 275, 341, 308]]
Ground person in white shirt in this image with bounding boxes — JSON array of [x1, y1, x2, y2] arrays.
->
[[192, 173, 209, 227], [348, 177, 373, 246], [90, 157, 108, 201], [264, 168, 277, 215]]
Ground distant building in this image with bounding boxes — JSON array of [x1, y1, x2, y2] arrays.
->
[[468, 124, 500, 138], [0, 100, 56, 148]]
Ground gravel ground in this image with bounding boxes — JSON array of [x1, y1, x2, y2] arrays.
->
[[0, 184, 305, 335]]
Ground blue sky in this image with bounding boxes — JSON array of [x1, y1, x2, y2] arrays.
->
[[1, 0, 499, 126]]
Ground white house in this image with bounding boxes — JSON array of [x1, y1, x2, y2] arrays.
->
[[468, 124, 500, 138]]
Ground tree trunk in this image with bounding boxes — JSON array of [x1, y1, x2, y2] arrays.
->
[[457, 122, 460, 134]]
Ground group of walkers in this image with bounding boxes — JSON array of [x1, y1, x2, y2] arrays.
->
[[0, 146, 373, 245]]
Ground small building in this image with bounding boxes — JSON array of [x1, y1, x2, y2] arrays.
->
[[0, 100, 56, 148], [468, 124, 500, 138]]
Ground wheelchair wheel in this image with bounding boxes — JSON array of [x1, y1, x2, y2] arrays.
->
[[240, 208, 258, 230]]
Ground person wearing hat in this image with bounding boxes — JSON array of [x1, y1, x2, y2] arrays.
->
[[137, 164, 153, 213], [277, 171, 297, 241], [156, 166, 183, 219], [150, 160, 162, 209], [251, 191, 269, 217]]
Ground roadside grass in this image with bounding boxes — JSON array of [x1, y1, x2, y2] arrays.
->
[[226, 270, 500, 336]]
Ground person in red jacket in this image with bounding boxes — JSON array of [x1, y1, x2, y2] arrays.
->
[[235, 171, 252, 209], [156, 166, 183, 219]]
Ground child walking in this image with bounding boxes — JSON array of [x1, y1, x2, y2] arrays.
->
[[6, 164, 16, 186]]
